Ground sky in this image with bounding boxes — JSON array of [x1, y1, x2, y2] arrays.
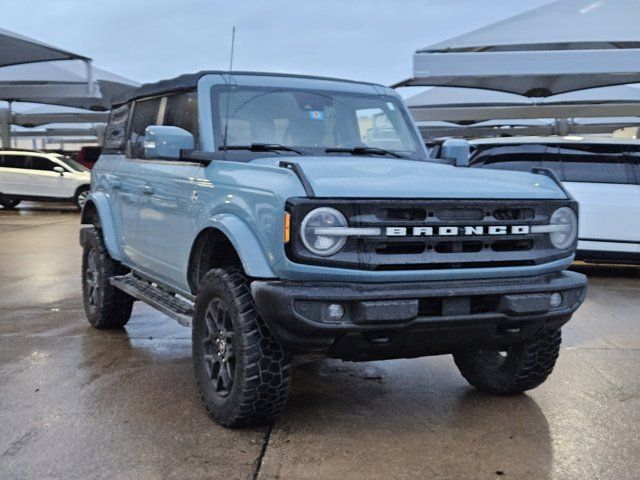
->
[[1, 0, 552, 87]]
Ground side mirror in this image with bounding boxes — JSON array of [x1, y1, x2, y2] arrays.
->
[[53, 166, 65, 176], [441, 138, 470, 167], [143, 125, 195, 160]]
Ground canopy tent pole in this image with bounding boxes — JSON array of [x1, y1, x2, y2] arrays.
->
[[84, 59, 94, 95], [0, 102, 11, 148]]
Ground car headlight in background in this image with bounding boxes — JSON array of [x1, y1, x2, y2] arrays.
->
[[300, 207, 348, 256], [548, 207, 577, 249]]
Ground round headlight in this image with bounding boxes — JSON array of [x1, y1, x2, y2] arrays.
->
[[300, 207, 348, 256], [549, 207, 577, 249]]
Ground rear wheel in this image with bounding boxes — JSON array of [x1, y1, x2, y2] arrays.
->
[[82, 227, 134, 328], [193, 268, 292, 427], [453, 328, 562, 395], [0, 195, 20, 209]]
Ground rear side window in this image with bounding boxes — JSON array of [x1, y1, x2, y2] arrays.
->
[[471, 143, 640, 185], [1, 155, 29, 169], [104, 104, 130, 152], [557, 146, 633, 184]]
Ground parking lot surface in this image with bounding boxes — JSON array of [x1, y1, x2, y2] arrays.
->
[[1, 205, 639, 480]]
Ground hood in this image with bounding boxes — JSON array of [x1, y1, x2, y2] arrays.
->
[[251, 156, 566, 200]]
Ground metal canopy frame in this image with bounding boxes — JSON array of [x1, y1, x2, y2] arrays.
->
[[418, 119, 640, 139], [409, 102, 640, 123]]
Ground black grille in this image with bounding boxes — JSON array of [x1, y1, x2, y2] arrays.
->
[[286, 199, 577, 271]]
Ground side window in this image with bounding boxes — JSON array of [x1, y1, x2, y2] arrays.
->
[[557, 145, 635, 184], [129, 97, 162, 158], [623, 149, 640, 185], [2, 155, 29, 169], [164, 91, 199, 145], [30, 157, 58, 172], [104, 104, 130, 152]]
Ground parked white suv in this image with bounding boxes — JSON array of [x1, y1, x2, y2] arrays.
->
[[0, 150, 91, 209], [469, 136, 640, 264]]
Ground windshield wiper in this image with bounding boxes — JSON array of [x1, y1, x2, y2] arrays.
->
[[325, 146, 403, 158], [219, 143, 302, 154]]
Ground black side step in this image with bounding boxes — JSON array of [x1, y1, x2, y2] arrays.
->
[[110, 274, 193, 327]]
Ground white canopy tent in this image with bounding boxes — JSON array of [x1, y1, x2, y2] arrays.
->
[[5, 104, 109, 149], [406, 85, 640, 138], [12, 105, 109, 128], [0, 62, 137, 147], [394, 0, 640, 97], [0, 28, 138, 147], [0, 26, 89, 68], [0, 61, 138, 110], [406, 85, 640, 122]]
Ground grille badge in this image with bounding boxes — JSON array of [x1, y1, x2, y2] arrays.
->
[[385, 226, 531, 237]]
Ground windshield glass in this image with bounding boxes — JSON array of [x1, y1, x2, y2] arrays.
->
[[211, 85, 426, 160], [53, 154, 90, 173]]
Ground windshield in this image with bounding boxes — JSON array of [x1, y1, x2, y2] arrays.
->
[[54, 154, 91, 173], [211, 85, 426, 160]]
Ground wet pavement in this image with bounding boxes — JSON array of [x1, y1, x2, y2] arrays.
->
[[1, 204, 639, 479]]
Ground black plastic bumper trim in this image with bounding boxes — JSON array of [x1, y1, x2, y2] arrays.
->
[[251, 270, 587, 360]]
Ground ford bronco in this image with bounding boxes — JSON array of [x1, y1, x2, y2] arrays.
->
[[80, 71, 587, 427]]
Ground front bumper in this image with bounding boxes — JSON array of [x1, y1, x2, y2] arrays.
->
[[251, 271, 587, 361]]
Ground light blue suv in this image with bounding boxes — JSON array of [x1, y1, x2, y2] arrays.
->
[[80, 71, 587, 426]]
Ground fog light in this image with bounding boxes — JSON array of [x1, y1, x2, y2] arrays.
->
[[325, 303, 345, 322], [550, 292, 563, 309]]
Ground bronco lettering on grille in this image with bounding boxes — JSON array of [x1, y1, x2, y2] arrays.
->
[[385, 226, 531, 237]]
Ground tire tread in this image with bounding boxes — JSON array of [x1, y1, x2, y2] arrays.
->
[[454, 328, 562, 395], [193, 268, 292, 427]]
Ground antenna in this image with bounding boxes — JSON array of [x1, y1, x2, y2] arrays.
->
[[222, 26, 236, 159]]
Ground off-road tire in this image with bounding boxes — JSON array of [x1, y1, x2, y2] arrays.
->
[[453, 328, 562, 395], [193, 268, 292, 427], [82, 227, 134, 328], [74, 186, 90, 210], [0, 195, 20, 209]]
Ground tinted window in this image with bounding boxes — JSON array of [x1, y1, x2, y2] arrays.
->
[[104, 104, 130, 152], [129, 97, 162, 158], [30, 157, 58, 171], [164, 91, 199, 144], [1, 155, 29, 169], [557, 146, 633, 184], [54, 155, 90, 172], [470, 143, 640, 185]]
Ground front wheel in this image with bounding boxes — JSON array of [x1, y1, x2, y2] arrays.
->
[[193, 269, 292, 427], [74, 187, 90, 210], [453, 328, 562, 395]]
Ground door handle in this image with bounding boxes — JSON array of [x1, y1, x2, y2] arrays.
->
[[141, 184, 155, 195], [111, 180, 122, 190]]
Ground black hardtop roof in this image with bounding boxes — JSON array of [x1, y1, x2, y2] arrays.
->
[[113, 70, 386, 107]]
